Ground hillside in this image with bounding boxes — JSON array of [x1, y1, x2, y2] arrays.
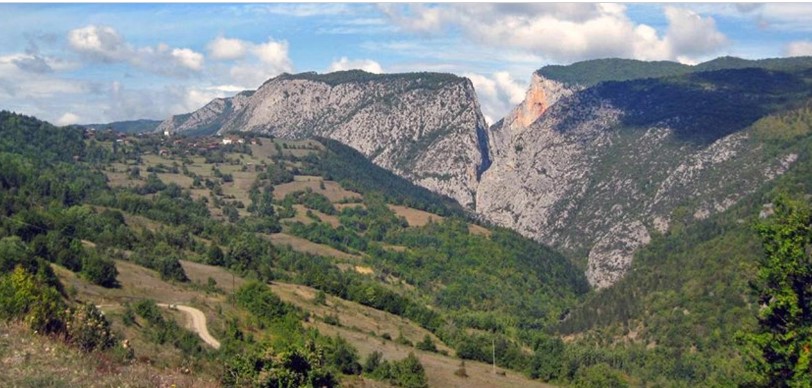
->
[[554, 104, 812, 386], [84, 119, 162, 134], [480, 60, 812, 288], [536, 55, 812, 87], [0, 110, 585, 386], [157, 70, 490, 209]]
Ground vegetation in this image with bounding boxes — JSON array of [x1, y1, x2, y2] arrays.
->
[[538, 55, 812, 87], [740, 197, 812, 386], [275, 69, 461, 88]]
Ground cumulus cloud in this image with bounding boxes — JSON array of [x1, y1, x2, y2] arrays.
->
[[328, 57, 383, 73], [206, 36, 294, 89], [56, 112, 80, 126], [381, 4, 727, 63], [67, 25, 205, 76], [68, 25, 128, 62], [208, 36, 248, 60], [171, 48, 204, 70], [253, 39, 292, 69], [663, 7, 727, 59], [465, 71, 528, 126], [785, 40, 812, 56]]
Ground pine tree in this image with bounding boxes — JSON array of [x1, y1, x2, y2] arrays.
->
[[742, 197, 812, 387]]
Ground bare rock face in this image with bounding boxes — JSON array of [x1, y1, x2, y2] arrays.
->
[[476, 72, 800, 288], [158, 71, 489, 208], [157, 91, 253, 135], [159, 65, 805, 290]]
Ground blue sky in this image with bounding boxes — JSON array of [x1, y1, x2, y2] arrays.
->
[[1, 3, 812, 126]]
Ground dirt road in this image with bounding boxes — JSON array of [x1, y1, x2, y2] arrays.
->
[[157, 303, 221, 349]]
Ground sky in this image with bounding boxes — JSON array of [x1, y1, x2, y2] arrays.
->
[[1, 3, 812, 127]]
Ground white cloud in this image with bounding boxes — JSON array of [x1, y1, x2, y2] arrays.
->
[[253, 38, 292, 70], [328, 57, 383, 73], [380, 4, 728, 63], [68, 25, 128, 62], [67, 25, 205, 76], [663, 7, 727, 59], [785, 41, 812, 56], [465, 71, 528, 126], [208, 36, 248, 60], [171, 48, 204, 70], [56, 112, 80, 126]]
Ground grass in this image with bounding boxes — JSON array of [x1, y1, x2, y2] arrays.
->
[[263, 233, 361, 261], [0, 322, 219, 388], [273, 179, 362, 202], [389, 204, 491, 236]]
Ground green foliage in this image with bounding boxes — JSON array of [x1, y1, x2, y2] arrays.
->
[[741, 197, 812, 387], [222, 340, 338, 387], [281, 189, 337, 215], [367, 352, 428, 388], [538, 55, 812, 87], [596, 68, 810, 145], [0, 266, 66, 334], [572, 363, 629, 388], [415, 335, 437, 352], [311, 138, 463, 216], [81, 253, 119, 288], [65, 303, 117, 352], [234, 281, 292, 323], [276, 70, 461, 88], [133, 299, 204, 356]]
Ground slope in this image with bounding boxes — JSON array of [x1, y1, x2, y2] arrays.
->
[[553, 101, 812, 385], [479, 61, 812, 288]]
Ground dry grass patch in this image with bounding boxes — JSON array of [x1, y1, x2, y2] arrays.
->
[[308, 321, 552, 388], [264, 233, 360, 261], [181, 260, 246, 294], [274, 180, 362, 202], [0, 322, 219, 388], [269, 281, 451, 354], [156, 173, 193, 188], [104, 171, 139, 188], [388, 205, 443, 226]]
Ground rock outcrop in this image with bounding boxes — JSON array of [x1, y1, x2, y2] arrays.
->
[[158, 71, 489, 208], [159, 60, 810, 290], [476, 68, 805, 288]]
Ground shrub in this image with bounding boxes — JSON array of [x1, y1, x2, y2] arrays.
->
[[81, 254, 119, 288], [0, 266, 66, 334], [65, 303, 117, 351]]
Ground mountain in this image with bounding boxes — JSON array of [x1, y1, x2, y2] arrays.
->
[[158, 56, 812, 290], [157, 71, 490, 208], [479, 62, 812, 288], [83, 119, 162, 134]]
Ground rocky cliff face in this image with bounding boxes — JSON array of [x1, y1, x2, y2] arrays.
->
[[158, 71, 488, 208], [476, 68, 807, 288], [159, 62, 809, 290]]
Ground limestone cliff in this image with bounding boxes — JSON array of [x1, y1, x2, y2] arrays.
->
[[158, 71, 488, 208], [476, 67, 808, 288]]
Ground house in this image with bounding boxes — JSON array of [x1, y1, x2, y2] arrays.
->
[[222, 135, 244, 145]]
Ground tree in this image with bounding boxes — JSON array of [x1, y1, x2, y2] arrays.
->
[[81, 254, 119, 288], [742, 197, 812, 386]]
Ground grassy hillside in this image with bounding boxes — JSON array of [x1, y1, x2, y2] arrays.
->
[[537, 55, 812, 87], [84, 119, 162, 134], [0, 110, 585, 385]]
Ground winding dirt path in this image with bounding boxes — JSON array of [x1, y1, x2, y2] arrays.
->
[[157, 303, 221, 349]]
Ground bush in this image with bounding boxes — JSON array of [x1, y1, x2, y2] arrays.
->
[[81, 254, 119, 288], [416, 335, 437, 352], [0, 266, 66, 334], [65, 303, 117, 351]]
